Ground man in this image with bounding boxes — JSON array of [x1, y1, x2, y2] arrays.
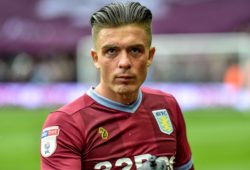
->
[[40, 1, 194, 170]]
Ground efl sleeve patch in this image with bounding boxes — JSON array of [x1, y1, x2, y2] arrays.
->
[[41, 126, 60, 157]]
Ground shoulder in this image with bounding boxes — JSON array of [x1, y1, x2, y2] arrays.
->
[[43, 93, 94, 130], [141, 86, 176, 102], [141, 86, 181, 115], [56, 93, 95, 115]]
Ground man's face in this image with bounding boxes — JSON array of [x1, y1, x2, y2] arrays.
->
[[91, 24, 155, 97]]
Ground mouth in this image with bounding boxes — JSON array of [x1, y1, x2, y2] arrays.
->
[[115, 75, 135, 82]]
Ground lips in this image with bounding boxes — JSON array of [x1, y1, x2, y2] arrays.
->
[[117, 75, 133, 79], [115, 74, 134, 81]]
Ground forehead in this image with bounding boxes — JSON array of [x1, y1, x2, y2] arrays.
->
[[96, 25, 149, 49]]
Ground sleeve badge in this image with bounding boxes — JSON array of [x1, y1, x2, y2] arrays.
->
[[40, 126, 60, 157]]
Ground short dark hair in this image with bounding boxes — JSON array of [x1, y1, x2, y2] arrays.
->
[[90, 1, 153, 47]]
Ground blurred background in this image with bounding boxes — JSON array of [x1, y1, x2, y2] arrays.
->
[[0, 0, 250, 169]]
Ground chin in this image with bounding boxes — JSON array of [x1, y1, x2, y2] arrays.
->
[[115, 84, 138, 95]]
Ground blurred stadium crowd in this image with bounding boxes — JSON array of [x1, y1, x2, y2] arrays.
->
[[0, 52, 76, 82]]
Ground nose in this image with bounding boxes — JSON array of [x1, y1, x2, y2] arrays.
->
[[118, 51, 131, 69]]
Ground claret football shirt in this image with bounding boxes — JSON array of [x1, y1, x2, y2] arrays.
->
[[41, 87, 193, 170]]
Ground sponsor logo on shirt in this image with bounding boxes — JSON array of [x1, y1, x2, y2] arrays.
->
[[94, 154, 175, 170], [41, 126, 60, 157], [98, 127, 108, 140], [152, 109, 173, 135]]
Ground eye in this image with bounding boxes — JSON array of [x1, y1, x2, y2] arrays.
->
[[130, 47, 143, 56], [105, 48, 117, 57]]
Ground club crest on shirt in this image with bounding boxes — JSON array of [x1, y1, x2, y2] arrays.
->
[[41, 126, 60, 157], [152, 109, 173, 135]]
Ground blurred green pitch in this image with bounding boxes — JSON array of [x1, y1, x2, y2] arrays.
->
[[0, 107, 249, 170]]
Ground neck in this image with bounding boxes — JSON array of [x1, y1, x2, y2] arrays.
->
[[95, 85, 139, 105]]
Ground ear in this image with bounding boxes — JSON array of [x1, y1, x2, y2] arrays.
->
[[147, 47, 155, 67], [91, 48, 100, 69]]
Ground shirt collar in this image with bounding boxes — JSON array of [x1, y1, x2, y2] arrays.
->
[[86, 87, 142, 113]]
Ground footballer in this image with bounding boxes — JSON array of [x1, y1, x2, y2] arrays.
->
[[40, 1, 194, 170]]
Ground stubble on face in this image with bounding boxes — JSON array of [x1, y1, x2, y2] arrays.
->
[[93, 24, 154, 104]]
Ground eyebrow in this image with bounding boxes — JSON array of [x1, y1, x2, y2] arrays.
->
[[128, 44, 145, 49], [101, 43, 145, 50], [101, 44, 118, 50]]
